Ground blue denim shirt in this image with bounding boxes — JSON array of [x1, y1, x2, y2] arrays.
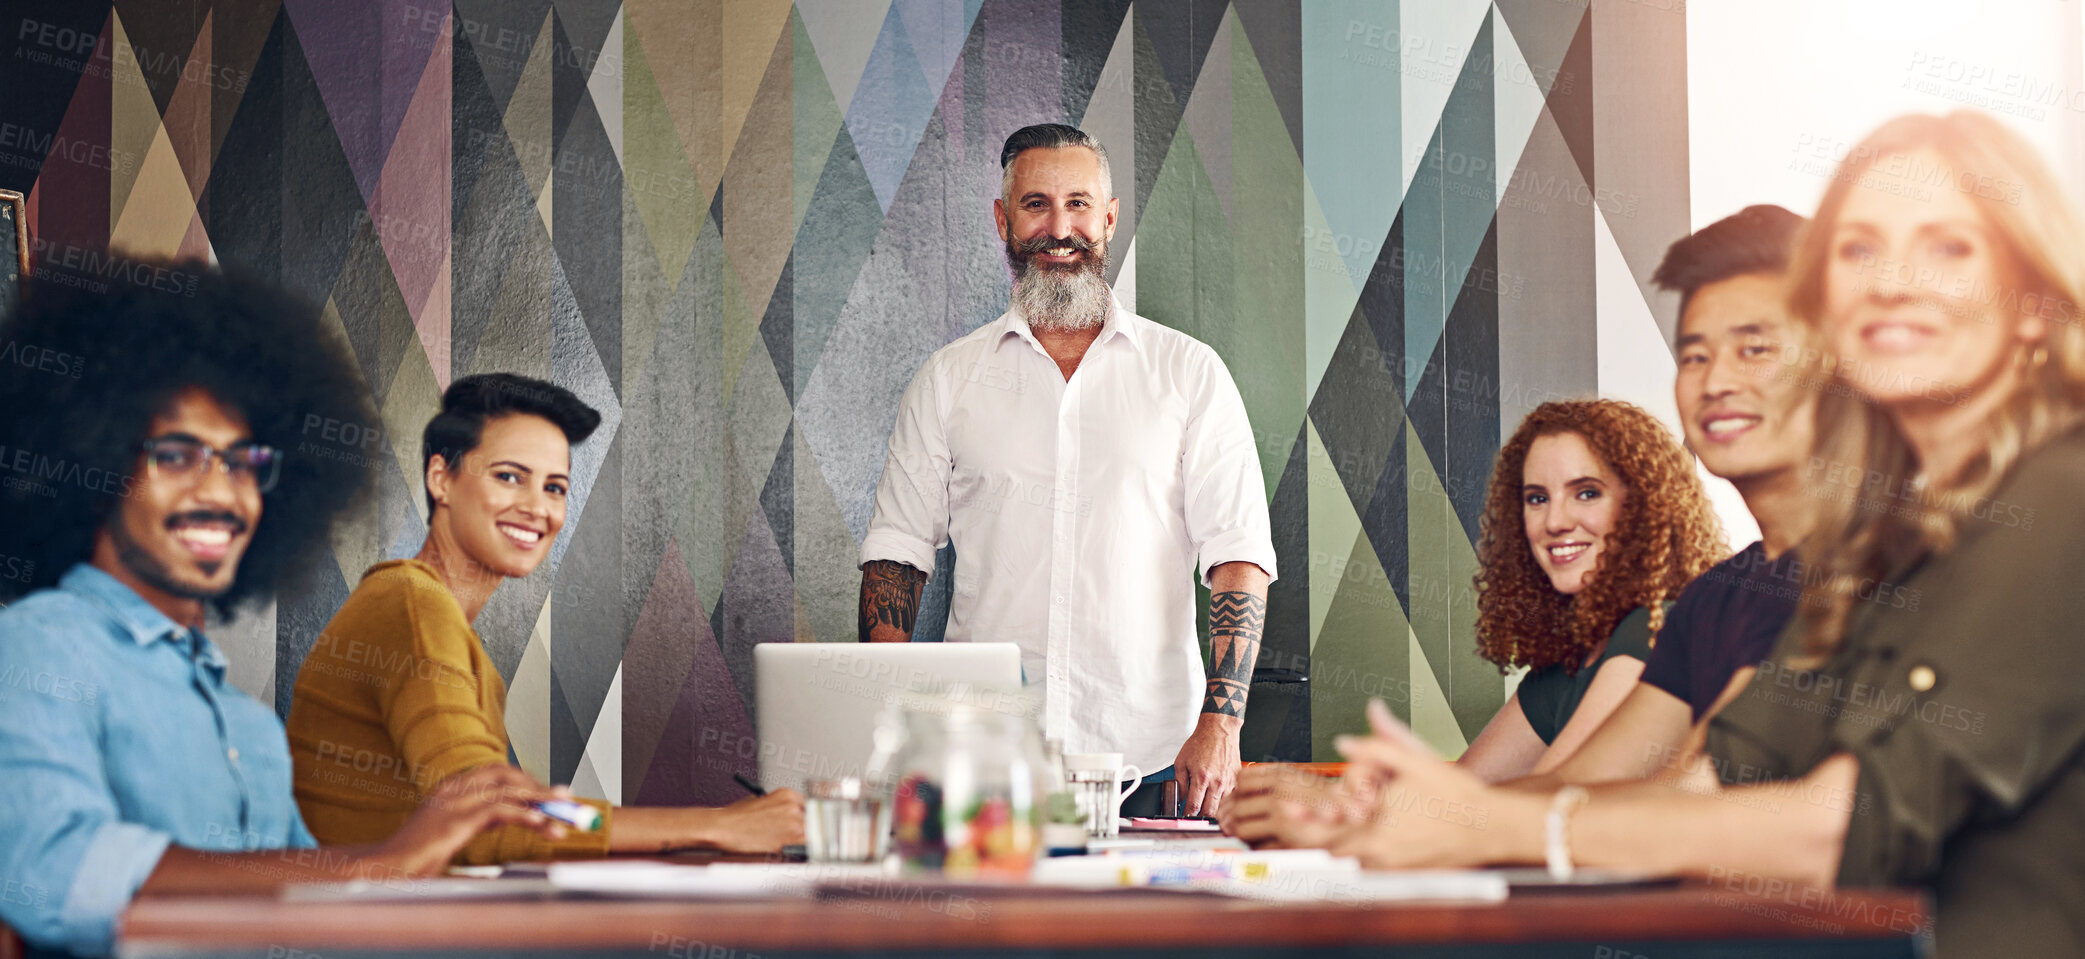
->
[[0, 564, 314, 956]]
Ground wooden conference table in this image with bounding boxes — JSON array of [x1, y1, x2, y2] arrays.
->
[[116, 852, 1930, 959]]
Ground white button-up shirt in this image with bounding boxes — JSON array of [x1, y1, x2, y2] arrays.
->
[[860, 298, 1277, 774]]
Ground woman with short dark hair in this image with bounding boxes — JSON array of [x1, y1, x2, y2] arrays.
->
[[287, 374, 803, 862]]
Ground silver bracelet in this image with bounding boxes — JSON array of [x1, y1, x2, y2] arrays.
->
[[1545, 785, 1590, 881]]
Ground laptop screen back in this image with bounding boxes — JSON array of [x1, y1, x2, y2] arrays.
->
[[751, 643, 1023, 794]]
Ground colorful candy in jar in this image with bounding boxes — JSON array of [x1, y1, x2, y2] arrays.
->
[[892, 775, 945, 869]]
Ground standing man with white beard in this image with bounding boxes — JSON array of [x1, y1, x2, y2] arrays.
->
[[858, 124, 1276, 817]]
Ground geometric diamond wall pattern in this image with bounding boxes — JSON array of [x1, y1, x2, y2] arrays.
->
[[0, 0, 1689, 804]]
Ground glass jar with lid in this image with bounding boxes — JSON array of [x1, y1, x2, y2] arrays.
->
[[869, 689, 1047, 878]]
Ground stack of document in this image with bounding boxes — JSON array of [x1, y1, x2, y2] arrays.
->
[[282, 877, 554, 902], [1084, 835, 1249, 853], [285, 856, 1504, 905], [1030, 848, 1507, 903], [546, 861, 895, 898]]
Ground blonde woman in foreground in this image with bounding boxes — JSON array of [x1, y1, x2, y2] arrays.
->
[[1231, 110, 2085, 957]]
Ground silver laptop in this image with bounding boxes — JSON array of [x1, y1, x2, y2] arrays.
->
[[753, 643, 1024, 794]]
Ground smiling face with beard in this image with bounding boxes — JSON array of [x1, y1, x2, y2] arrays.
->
[[1006, 231, 1112, 332], [996, 145, 1119, 333]]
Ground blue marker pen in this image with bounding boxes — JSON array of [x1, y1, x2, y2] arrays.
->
[[533, 799, 602, 832]]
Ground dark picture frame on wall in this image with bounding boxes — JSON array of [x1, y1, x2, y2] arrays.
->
[[0, 189, 26, 325]]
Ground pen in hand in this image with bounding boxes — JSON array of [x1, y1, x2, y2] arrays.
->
[[733, 772, 807, 861]]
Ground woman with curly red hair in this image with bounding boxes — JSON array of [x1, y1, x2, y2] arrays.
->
[[1457, 400, 1728, 782]]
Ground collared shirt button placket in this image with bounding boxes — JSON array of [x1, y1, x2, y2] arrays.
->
[[1045, 360, 1084, 745], [186, 634, 255, 842]]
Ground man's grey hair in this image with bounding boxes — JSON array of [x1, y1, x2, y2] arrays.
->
[[999, 123, 1113, 204]]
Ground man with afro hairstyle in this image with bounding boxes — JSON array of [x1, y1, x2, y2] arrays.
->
[[0, 256, 566, 958]]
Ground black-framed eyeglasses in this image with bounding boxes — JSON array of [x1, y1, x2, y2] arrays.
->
[[140, 437, 282, 494]]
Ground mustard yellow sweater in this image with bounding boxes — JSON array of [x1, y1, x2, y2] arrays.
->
[[286, 559, 611, 863]]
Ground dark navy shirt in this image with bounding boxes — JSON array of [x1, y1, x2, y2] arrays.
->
[[1517, 605, 1658, 745], [1639, 541, 1803, 720]]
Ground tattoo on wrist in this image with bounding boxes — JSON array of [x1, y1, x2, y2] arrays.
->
[[1204, 678, 1249, 717], [1202, 591, 1265, 718], [859, 560, 928, 642]]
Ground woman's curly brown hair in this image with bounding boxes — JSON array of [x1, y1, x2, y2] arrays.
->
[[1474, 400, 1728, 673]]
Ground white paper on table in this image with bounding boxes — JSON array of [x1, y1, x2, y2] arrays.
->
[[282, 877, 556, 902], [545, 861, 894, 899], [1086, 836, 1250, 853], [1031, 848, 1337, 889], [1237, 869, 1509, 904], [1031, 851, 1506, 903]]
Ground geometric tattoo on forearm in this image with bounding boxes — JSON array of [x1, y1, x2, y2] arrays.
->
[[858, 559, 929, 643], [1202, 591, 1266, 718]]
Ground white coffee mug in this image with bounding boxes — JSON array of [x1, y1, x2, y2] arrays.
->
[[1063, 752, 1142, 837]]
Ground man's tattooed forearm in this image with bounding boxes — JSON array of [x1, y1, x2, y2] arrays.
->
[[858, 560, 928, 642], [1202, 591, 1266, 717]]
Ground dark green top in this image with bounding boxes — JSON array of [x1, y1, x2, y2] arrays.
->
[[1708, 424, 2085, 957], [1516, 605, 1657, 745]]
